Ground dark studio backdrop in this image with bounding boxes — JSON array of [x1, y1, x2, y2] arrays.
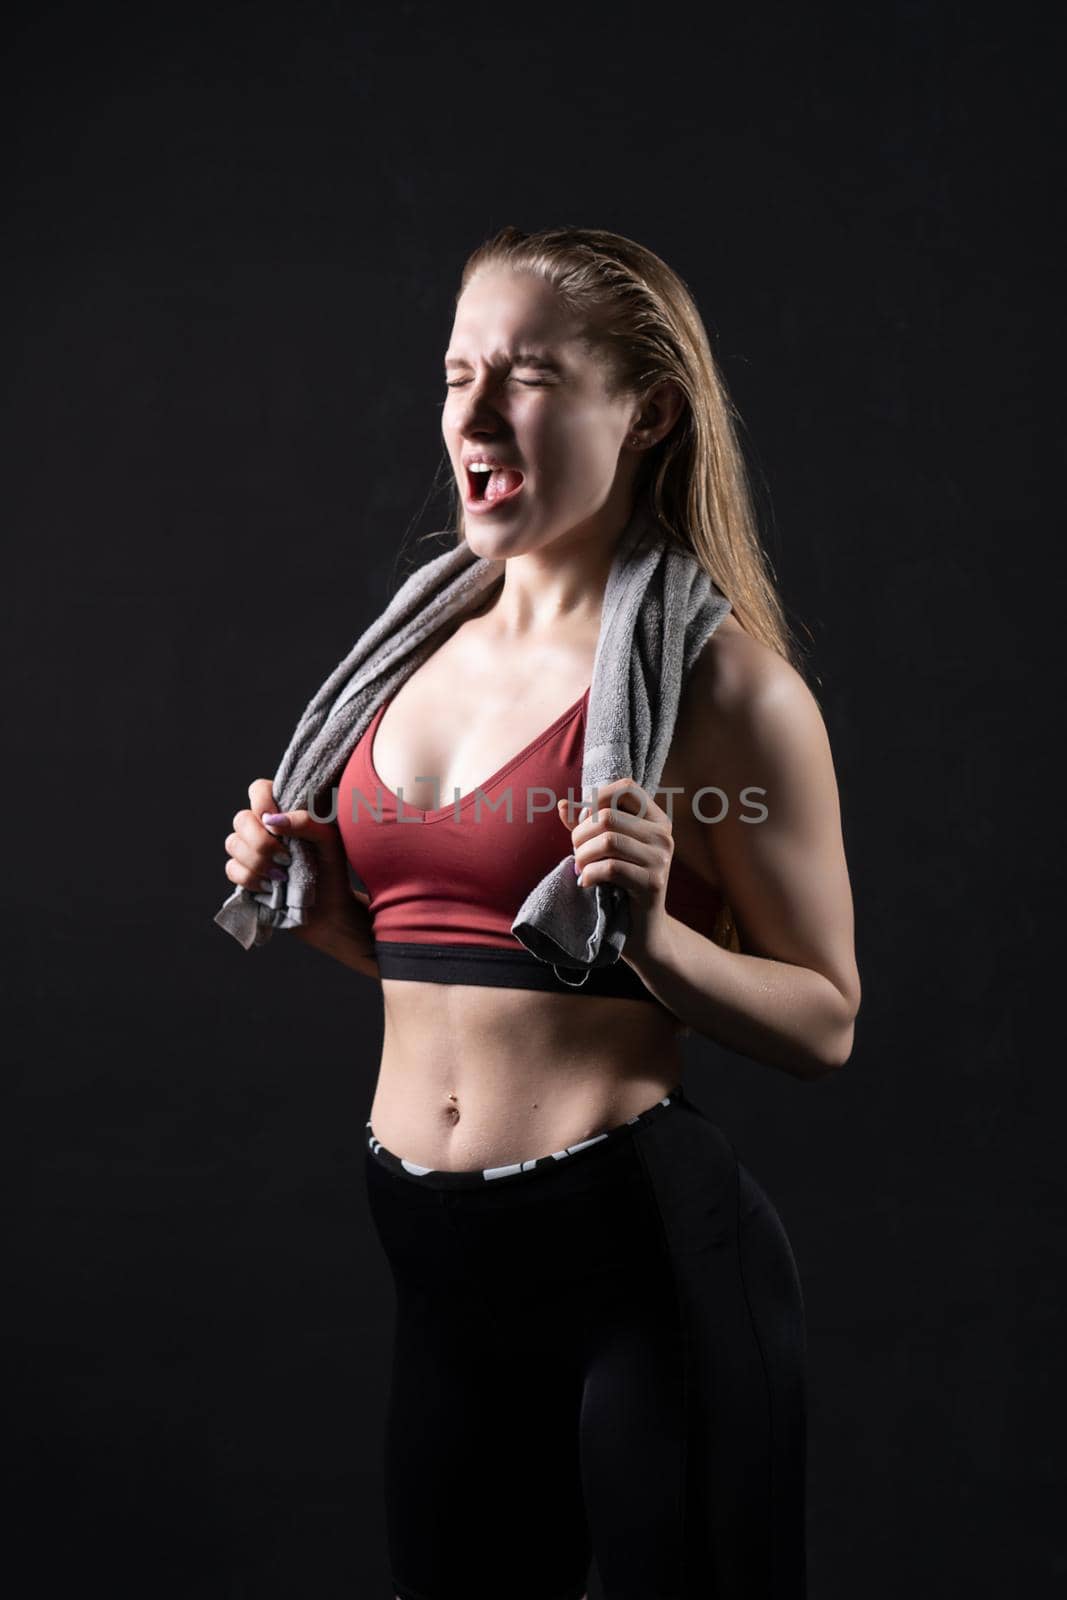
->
[[4, 0, 1060, 1594]]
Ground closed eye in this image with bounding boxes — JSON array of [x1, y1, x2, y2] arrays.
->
[[445, 379, 550, 388]]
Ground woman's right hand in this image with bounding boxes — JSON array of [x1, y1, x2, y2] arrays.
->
[[225, 778, 378, 972]]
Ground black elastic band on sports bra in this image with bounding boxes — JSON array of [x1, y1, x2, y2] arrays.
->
[[372, 939, 657, 1004]]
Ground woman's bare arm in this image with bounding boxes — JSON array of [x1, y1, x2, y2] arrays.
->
[[626, 629, 861, 1080]]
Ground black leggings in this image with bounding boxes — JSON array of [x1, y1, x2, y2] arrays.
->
[[364, 1084, 807, 1600]]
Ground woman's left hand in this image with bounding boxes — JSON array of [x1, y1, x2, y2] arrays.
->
[[557, 779, 675, 966]]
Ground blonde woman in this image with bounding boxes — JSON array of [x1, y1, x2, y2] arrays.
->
[[224, 225, 860, 1599]]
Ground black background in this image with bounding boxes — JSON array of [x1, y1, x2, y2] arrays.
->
[[5, 1, 1060, 1594]]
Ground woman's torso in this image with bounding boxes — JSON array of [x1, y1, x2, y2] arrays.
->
[[346, 597, 740, 1171]]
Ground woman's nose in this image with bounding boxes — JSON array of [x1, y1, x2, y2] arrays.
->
[[457, 383, 495, 419], [456, 402, 508, 441]]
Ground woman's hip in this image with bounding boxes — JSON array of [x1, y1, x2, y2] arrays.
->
[[363, 1083, 803, 1316]]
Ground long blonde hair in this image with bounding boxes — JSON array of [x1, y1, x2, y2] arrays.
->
[[428, 223, 808, 677]]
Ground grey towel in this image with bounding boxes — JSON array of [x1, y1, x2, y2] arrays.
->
[[213, 494, 732, 976]]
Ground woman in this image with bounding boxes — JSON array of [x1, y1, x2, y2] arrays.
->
[[223, 225, 860, 1599]]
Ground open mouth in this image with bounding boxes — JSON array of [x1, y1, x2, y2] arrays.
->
[[466, 465, 526, 508]]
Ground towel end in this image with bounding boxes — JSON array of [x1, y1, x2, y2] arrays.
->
[[213, 889, 264, 951]]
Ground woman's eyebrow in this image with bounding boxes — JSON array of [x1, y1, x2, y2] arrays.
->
[[444, 350, 564, 372], [512, 350, 563, 370]]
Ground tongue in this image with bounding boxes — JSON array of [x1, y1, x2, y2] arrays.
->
[[486, 468, 524, 504]]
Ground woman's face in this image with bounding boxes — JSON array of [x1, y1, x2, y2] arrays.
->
[[442, 266, 639, 556]]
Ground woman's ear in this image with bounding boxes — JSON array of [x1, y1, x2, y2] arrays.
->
[[633, 378, 686, 446]]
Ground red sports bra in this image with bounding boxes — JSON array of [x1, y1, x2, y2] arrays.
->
[[335, 686, 724, 1003]]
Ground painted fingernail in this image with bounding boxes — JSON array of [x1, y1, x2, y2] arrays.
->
[[263, 813, 289, 827], [266, 865, 288, 881], [573, 856, 581, 875], [272, 851, 292, 867]]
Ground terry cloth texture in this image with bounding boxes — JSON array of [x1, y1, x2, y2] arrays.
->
[[212, 494, 733, 980]]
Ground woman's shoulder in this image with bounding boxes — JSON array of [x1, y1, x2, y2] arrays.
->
[[695, 612, 807, 704], [678, 612, 825, 764]]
